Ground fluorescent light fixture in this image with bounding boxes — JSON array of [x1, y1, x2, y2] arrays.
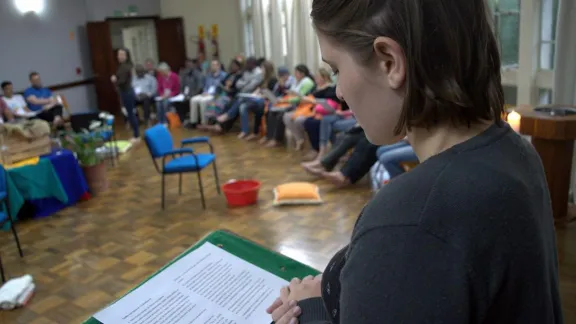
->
[[14, 0, 45, 15]]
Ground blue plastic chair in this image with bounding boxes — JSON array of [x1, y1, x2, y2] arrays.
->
[[144, 125, 221, 210], [0, 166, 24, 283]]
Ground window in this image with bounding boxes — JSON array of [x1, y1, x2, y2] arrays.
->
[[280, 11, 288, 57], [262, 0, 272, 58], [490, 0, 521, 67], [539, 0, 559, 70], [241, 0, 255, 56]]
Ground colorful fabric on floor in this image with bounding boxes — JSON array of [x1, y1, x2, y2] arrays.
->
[[4, 157, 40, 169]]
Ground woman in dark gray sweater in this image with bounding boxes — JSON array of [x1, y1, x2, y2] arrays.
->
[[111, 48, 139, 142], [268, 0, 563, 323]]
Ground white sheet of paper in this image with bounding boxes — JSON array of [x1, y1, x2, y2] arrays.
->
[[169, 94, 185, 102], [94, 242, 288, 324], [207, 85, 216, 95]]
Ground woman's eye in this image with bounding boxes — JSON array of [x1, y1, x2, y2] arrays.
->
[[331, 69, 339, 76]]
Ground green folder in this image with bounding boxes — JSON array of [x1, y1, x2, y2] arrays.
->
[[84, 229, 321, 324]]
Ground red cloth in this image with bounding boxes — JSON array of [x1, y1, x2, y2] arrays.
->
[[157, 72, 181, 97]]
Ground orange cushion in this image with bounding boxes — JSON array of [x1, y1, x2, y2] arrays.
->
[[273, 182, 323, 206]]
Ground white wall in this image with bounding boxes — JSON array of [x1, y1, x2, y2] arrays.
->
[[160, 0, 244, 64]]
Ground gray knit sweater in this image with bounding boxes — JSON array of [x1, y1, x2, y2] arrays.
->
[[298, 123, 563, 324]]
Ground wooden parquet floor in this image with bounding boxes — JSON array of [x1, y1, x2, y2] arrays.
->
[[0, 127, 575, 323]]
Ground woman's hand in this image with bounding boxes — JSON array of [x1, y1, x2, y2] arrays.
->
[[268, 281, 301, 323], [335, 110, 345, 116], [287, 275, 322, 301], [271, 300, 301, 324], [110, 75, 117, 83]]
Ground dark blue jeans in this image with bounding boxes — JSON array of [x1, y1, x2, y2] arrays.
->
[[240, 98, 266, 134], [120, 89, 139, 138], [376, 141, 418, 178]]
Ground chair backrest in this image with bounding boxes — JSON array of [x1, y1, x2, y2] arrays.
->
[[70, 112, 101, 132], [144, 125, 174, 158]]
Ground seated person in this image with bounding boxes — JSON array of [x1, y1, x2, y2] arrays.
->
[[236, 64, 289, 141], [302, 100, 355, 161], [24, 72, 64, 127], [283, 68, 338, 151], [207, 57, 265, 133], [0, 96, 15, 123], [197, 59, 244, 129], [155, 62, 181, 125], [1, 81, 31, 118], [180, 58, 204, 98], [190, 59, 228, 125], [263, 64, 316, 147], [132, 64, 158, 127]]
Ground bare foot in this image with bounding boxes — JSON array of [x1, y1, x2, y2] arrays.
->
[[130, 137, 141, 145], [197, 124, 209, 130], [245, 134, 257, 141], [216, 114, 228, 123], [259, 137, 268, 145], [301, 160, 321, 169], [295, 140, 305, 151], [302, 150, 318, 161], [210, 124, 223, 134], [321, 171, 351, 187], [237, 132, 247, 139], [302, 162, 325, 176], [265, 140, 278, 148]]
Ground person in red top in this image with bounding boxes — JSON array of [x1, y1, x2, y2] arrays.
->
[[155, 62, 181, 125]]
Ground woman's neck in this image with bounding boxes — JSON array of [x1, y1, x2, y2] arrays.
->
[[407, 121, 492, 162]]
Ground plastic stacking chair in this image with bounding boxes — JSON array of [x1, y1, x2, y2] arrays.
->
[[0, 166, 24, 282], [144, 125, 221, 209]]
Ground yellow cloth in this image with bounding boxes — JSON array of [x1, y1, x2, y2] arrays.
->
[[5, 156, 40, 169]]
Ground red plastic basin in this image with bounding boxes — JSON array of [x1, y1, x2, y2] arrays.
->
[[222, 180, 261, 207]]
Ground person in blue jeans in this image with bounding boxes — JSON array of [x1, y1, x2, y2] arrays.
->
[[112, 48, 140, 143], [376, 139, 419, 178]]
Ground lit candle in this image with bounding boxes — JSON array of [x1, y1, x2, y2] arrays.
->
[[507, 110, 521, 133]]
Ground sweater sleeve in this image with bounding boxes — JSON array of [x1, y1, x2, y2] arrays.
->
[[298, 78, 315, 96], [303, 227, 471, 324]]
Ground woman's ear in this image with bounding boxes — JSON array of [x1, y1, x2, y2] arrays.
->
[[373, 37, 406, 90]]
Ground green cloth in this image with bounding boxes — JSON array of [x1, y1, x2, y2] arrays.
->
[[84, 229, 320, 324], [1, 158, 68, 230], [287, 77, 316, 104]]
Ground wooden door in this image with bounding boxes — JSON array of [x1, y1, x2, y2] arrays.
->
[[86, 21, 121, 114], [156, 18, 187, 72]]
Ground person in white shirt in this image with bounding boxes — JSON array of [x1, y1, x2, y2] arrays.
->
[[1, 81, 32, 118]]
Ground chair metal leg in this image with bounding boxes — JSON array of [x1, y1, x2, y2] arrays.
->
[[178, 173, 183, 195], [212, 161, 221, 195], [0, 254, 5, 283], [196, 171, 206, 209], [5, 201, 23, 258], [161, 173, 166, 210]]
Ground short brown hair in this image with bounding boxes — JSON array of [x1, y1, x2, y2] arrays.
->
[[311, 0, 504, 134]]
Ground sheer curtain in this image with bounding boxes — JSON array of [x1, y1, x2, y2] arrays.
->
[[553, 0, 576, 199], [269, 0, 285, 66], [286, 0, 322, 71], [251, 0, 266, 57]]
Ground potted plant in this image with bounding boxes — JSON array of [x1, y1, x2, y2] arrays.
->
[[59, 120, 110, 195]]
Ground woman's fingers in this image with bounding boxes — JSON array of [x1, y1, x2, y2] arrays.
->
[[276, 302, 301, 324], [280, 286, 290, 300], [291, 277, 302, 285], [272, 300, 300, 322], [266, 297, 283, 314], [302, 275, 314, 281]]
